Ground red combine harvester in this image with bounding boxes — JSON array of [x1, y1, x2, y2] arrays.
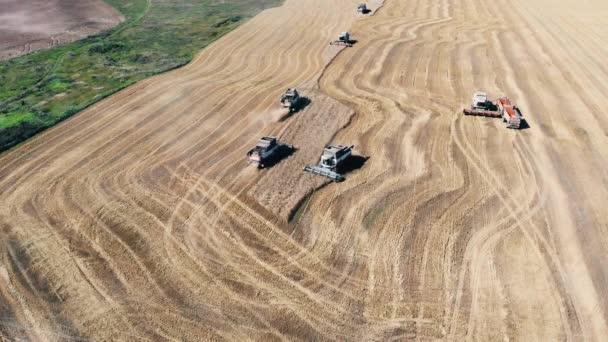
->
[[463, 92, 523, 129]]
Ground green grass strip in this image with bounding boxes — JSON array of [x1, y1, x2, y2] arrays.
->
[[0, 0, 281, 152]]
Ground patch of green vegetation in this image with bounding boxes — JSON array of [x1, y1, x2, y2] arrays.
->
[[0, 0, 282, 152], [0, 112, 37, 129]]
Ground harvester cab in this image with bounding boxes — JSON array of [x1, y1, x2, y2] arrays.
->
[[303, 145, 353, 182], [320, 145, 352, 171], [280, 88, 301, 112], [339, 32, 350, 43]]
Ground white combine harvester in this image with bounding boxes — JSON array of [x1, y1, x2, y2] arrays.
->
[[303, 145, 353, 182], [357, 3, 368, 14], [330, 32, 353, 47], [280, 88, 302, 112], [472, 92, 489, 110], [247, 136, 282, 168]]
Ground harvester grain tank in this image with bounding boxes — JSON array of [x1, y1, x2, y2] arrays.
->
[[303, 145, 353, 182], [280, 88, 302, 112], [463, 91, 523, 128], [247, 136, 281, 168], [330, 32, 353, 47]]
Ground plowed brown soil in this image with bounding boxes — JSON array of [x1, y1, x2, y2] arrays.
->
[[1, 0, 608, 340], [0, 0, 123, 60]]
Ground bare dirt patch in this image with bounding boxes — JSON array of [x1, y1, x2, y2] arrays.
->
[[0, 0, 124, 60]]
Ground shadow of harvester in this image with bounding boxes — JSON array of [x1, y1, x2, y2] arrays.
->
[[279, 97, 311, 122], [258, 144, 297, 169], [292, 97, 311, 113], [338, 155, 369, 175]]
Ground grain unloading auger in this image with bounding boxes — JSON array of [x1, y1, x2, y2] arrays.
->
[[303, 145, 353, 182]]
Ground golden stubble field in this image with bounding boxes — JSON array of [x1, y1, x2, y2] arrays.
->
[[0, 0, 607, 340]]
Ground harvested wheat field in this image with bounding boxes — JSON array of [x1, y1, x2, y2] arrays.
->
[[1, 0, 608, 340], [0, 0, 123, 60]]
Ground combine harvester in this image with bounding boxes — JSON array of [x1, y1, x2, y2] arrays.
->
[[463, 91, 523, 129], [247, 136, 289, 168], [303, 145, 353, 182], [280, 88, 302, 112], [330, 32, 354, 47], [357, 3, 369, 14]]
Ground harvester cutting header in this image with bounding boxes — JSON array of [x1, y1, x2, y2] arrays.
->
[[463, 91, 524, 129]]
